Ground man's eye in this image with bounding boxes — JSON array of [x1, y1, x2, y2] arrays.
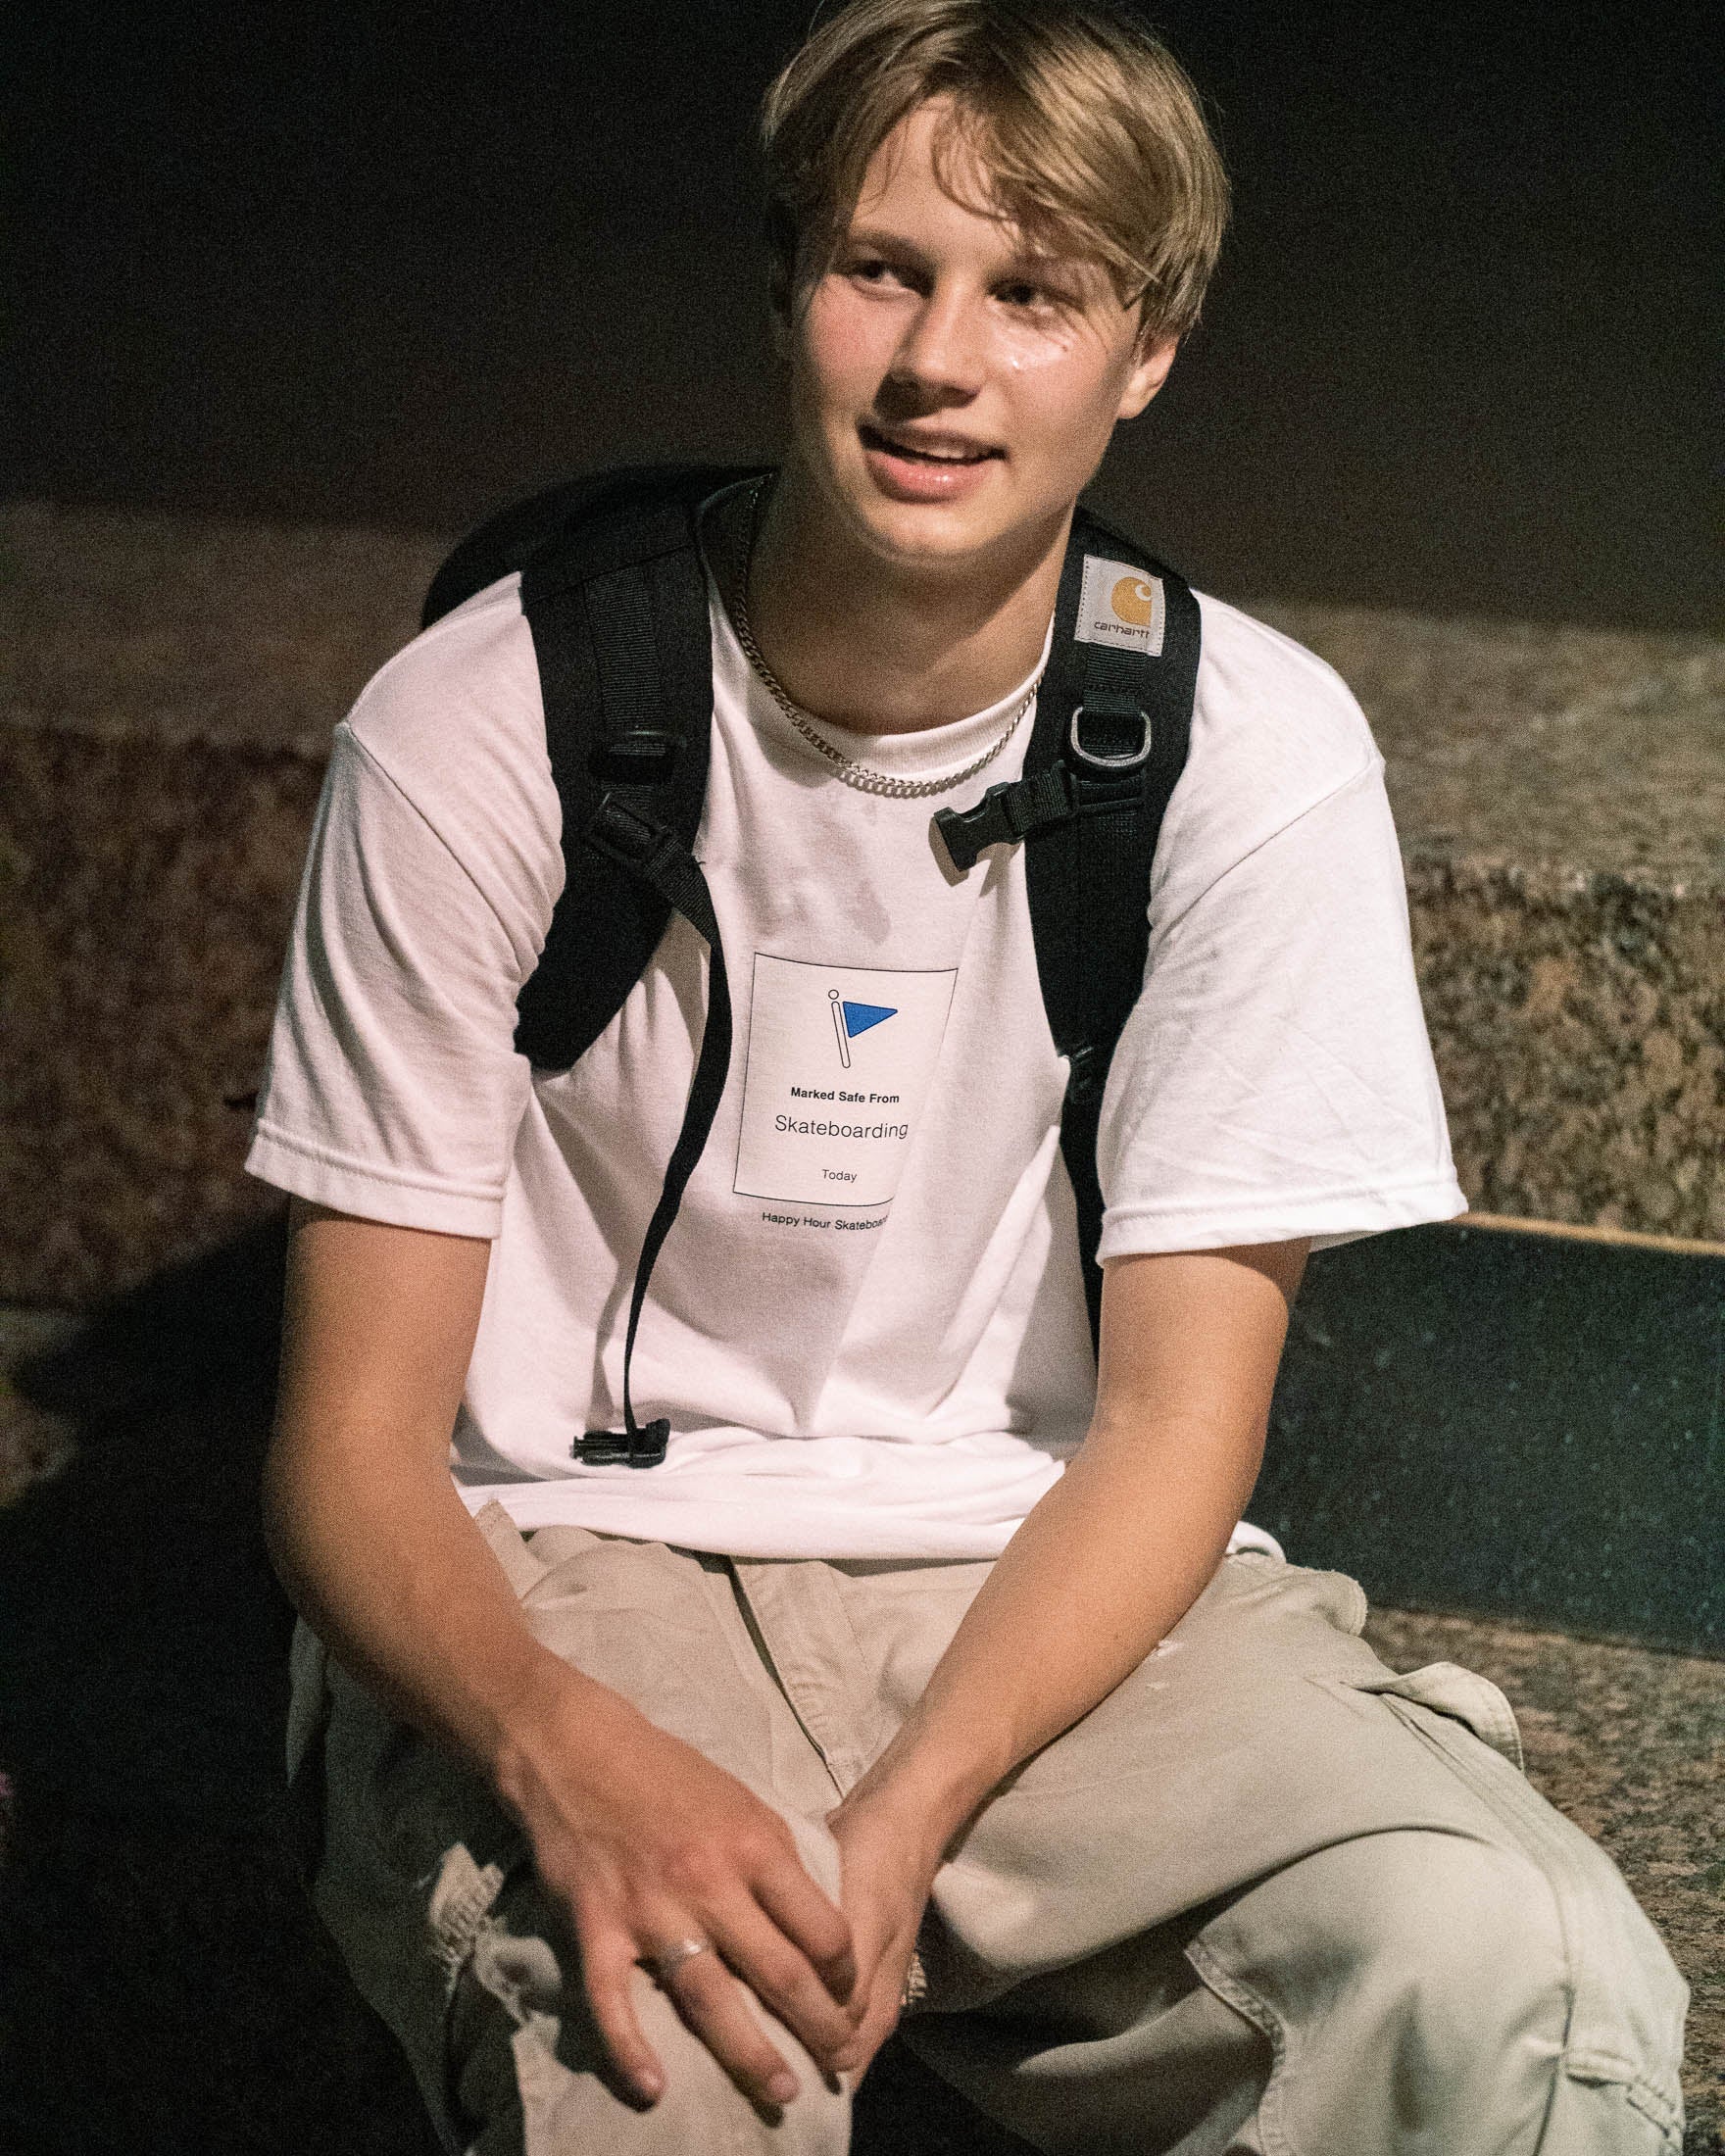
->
[[999, 280, 1060, 311], [847, 258, 900, 285]]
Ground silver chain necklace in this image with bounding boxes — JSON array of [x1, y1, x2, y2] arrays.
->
[[728, 474, 1041, 802]]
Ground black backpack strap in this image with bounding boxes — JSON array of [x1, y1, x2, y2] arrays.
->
[[569, 803, 734, 1469], [513, 475, 764, 1068], [935, 507, 1200, 1347], [422, 463, 756, 631], [504, 470, 764, 1465]]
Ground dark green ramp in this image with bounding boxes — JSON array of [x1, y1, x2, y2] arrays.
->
[[1258, 1220, 1724, 1657]]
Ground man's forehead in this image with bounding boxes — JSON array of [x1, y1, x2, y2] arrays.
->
[[848, 100, 1070, 244]]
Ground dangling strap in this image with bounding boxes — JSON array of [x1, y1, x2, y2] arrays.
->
[[570, 797, 732, 1468], [517, 481, 737, 1469]]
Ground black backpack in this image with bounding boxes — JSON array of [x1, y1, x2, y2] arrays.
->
[[424, 465, 1200, 1465]]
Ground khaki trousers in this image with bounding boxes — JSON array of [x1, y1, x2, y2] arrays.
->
[[296, 1501, 1688, 2154]]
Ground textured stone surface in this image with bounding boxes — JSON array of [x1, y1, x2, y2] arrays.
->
[[1257, 602, 1725, 1247], [0, 498, 440, 755], [0, 730, 317, 1302], [1405, 867, 1723, 1241], [0, 499, 421, 1302], [3, 498, 1721, 1301], [1256, 603, 1725, 890]]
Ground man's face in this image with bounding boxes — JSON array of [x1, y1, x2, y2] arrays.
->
[[779, 96, 1177, 572]]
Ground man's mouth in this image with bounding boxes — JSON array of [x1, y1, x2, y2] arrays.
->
[[860, 423, 1001, 466]]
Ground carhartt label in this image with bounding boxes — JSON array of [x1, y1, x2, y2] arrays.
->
[[1074, 556, 1165, 656], [735, 954, 956, 1206]]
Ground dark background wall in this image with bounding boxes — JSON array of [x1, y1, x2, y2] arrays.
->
[[6, 0, 1718, 629]]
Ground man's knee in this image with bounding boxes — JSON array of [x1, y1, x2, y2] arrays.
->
[[442, 1854, 852, 2155], [1192, 1831, 1565, 2148], [1292, 1833, 1569, 2067], [1203, 1826, 1686, 2149]]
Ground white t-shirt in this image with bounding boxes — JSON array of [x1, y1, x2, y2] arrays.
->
[[247, 490, 1465, 1560]]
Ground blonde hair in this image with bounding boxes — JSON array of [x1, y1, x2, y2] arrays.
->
[[760, 0, 1229, 347]]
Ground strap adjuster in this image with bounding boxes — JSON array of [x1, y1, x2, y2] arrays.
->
[[1065, 1042, 1106, 1106], [1068, 694, 1153, 773], [588, 729, 680, 787], [584, 794, 680, 873]]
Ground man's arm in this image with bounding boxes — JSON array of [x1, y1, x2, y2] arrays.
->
[[265, 1200, 860, 2111], [824, 1239, 1308, 2070]]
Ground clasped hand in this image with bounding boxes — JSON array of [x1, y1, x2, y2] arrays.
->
[[494, 1670, 944, 2111]]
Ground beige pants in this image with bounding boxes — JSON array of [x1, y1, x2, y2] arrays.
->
[[296, 1502, 1688, 2154]]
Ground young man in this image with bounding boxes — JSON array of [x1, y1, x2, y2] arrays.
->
[[249, 4, 1687, 2150]]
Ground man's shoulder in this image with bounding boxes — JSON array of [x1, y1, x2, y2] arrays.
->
[[343, 569, 544, 794], [1191, 589, 1377, 788], [324, 568, 564, 911], [1149, 591, 1387, 920]]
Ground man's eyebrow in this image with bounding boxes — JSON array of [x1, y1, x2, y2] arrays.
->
[[838, 224, 1089, 278], [1002, 249, 1089, 279], [839, 224, 925, 257]]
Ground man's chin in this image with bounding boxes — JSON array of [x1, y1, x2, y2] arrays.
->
[[827, 458, 1028, 570]]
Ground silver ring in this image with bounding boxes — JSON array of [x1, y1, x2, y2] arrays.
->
[[645, 1936, 713, 1983]]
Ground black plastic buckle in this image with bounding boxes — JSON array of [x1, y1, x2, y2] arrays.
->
[[572, 1417, 670, 1468], [1067, 693, 1153, 773], [587, 729, 681, 788], [934, 782, 1021, 871], [1065, 1042, 1105, 1106], [583, 794, 676, 873], [935, 770, 1075, 872]]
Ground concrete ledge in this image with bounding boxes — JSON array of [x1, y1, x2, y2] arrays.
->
[[3, 498, 1721, 1302], [1, 730, 320, 1303], [1257, 598, 1724, 1244], [1, 501, 440, 1303], [1263, 1219, 1723, 1656]]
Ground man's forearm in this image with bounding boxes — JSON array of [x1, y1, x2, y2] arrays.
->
[[264, 1424, 590, 1780], [271, 1209, 864, 2107], [838, 1405, 1263, 1843], [265, 1203, 606, 1788], [836, 1241, 1305, 1852]]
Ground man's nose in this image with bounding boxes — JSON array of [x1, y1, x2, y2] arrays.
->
[[883, 283, 988, 405]]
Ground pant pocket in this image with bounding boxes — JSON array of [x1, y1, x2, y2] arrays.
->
[[432, 1841, 570, 2153], [1338, 1659, 1526, 1773], [1325, 1666, 1688, 2140]]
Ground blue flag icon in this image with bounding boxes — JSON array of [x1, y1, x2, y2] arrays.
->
[[841, 1001, 896, 1039], [829, 989, 897, 1067]]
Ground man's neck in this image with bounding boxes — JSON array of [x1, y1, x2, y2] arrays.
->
[[723, 461, 1071, 737]]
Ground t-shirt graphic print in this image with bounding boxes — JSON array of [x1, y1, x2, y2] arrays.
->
[[735, 955, 958, 1207]]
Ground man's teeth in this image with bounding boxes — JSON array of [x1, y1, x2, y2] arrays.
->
[[881, 436, 987, 464]]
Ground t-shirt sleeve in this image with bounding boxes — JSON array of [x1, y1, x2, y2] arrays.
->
[[1096, 757, 1466, 1258], [245, 720, 539, 1236]]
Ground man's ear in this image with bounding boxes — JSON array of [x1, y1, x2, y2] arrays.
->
[[1116, 333, 1180, 421]]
